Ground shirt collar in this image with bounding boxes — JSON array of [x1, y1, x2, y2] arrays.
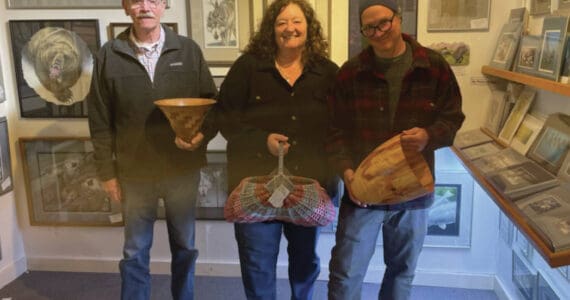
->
[[129, 25, 165, 53]]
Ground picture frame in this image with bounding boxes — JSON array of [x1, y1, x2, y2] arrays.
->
[[7, 0, 170, 9], [428, 42, 470, 66], [537, 272, 561, 300], [0, 59, 6, 103], [536, 16, 570, 81], [557, 151, 570, 182], [559, 0, 570, 10], [515, 35, 542, 76], [510, 114, 545, 155], [490, 22, 523, 70], [512, 249, 537, 300], [483, 89, 508, 135], [531, 0, 551, 15], [20, 137, 122, 226], [108, 22, 178, 40], [460, 142, 502, 160], [528, 113, 570, 175], [515, 229, 534, 260], [0, 118, 13, 196], [9, 20, 100, 118], [188, 0, 252, 66], [349, 0, 418, 58], [498, 87, 536, 144], [427, 0, 490, 32]]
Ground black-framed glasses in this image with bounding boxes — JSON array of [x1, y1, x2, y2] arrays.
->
[[360, 13, 396, 38]]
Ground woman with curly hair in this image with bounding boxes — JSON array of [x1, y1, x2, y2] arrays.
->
[[217, 0, 338, 299]]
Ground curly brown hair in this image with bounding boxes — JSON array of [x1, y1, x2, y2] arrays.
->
[[245, 0, 329, 66]]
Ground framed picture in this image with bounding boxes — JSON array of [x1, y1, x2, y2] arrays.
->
[[0, 59, 6, 103], [0, 118, 13, 196], [349, 0, 417, 58], [498, 87, 536, 144], [108, 22, 178, 40], [483, 89, 508, 135], [188, 0, 252, 66], [528, 113, 570, 175], [515, 35, 542, 76], [427, 0, 490, 32], [460, 142, 501, 160], [531, 0, 551, 15], [557, 151, 570, 182], [7, 0, 170, 9], [9, 20, 100, 118], [499, 211, 514, 246], [512, 249, 537, 300], [559, 0, 570, 10], [515, 229, 534, 260], [537, 272, 561, 300], [20, 137, 122, 226], [537, 16, 570, 81], [428, 42, 470, 66], [510, 114, 545, 155], [490, 22, 523, 70]]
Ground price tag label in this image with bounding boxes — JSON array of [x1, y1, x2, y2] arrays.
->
[[268, 185, 291, 208]]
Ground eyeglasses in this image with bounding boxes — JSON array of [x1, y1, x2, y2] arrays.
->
[[130, 0, 163, 9], [360, 14, 396, 38]]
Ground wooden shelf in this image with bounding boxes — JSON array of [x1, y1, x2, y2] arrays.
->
[[452, 142, 570, 268], [481, 65, 570, 97]]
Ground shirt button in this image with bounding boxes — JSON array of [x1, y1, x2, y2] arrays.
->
[[379, 107, 384, 111], [294, 165, 299, 171], [291, 92, 295, 96], [291, 115, 297, 121], [292, 140, 298, 146], [256, 152, 263, 158], [255, 96, 262, 101]]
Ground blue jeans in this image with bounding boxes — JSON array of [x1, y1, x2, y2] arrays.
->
[[328, 202, 428, 300], [119, 171, 200, 300], [234, 222, 320, 300]]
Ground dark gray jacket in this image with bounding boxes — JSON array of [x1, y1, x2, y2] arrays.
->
[[87, 25, 217, 181]]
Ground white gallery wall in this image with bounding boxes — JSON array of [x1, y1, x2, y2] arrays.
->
[[5, 0, 568, 297]]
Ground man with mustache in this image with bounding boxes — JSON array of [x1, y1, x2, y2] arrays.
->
[[87, 0, 217, 299]]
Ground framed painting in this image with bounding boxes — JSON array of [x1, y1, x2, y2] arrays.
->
[[559, 0, 570, 10], [108, 22, 178, 40], [0, 118, 13, 196], [498, 87, 536, 145], [348, 0, 417, 58], [490, 22, 523, 70], [516, 35, 542, 76], [20, 137, 123, 226], [512, 249, 537, 300], [531, 0, 551, 15], [510, 114, 545, 156], [9, 20, 100, 118], [0, 58, 6, 103], [188, 0, 252, 66], [427, 0, 490, 32], [536, 16, 570, 81], [528, 113, 570, 175], [7, 0, 170, 9]]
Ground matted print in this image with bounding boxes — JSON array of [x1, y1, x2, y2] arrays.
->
[[536, 16, 570, 81], [0, 118, 13, 196], [7, 0, 170, 9], [528, 113, 570, 175], [516, 35, 541, 76], [427, 0, 490, 32], [20, 137, 122, 226], [531, 0, 551, 15], [9, 20, 100, 118]]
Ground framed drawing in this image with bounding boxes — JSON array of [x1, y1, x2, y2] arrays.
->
[[20, 137, 122, 226], [537, 272, 561, 300], [427, 0, 490, 32], [0, 58, 5, 103], [490, 22, 523, 70], [460, 142, 501, 160], [7, 0, 170, 9], [537, 16, 570, 81], [528, 113, 570, 175], [531, 0, 551, 15], [188, 0, 251, 66], [512, 249, 537, 300], [108, 22, 178, 40], [9, 20, 100, 118], [498, 87, 536, 144], [0, 118, 13, 196], [510, 114, 545, 155], [516, 35, 542, 76], [349, 0, 417, 58]]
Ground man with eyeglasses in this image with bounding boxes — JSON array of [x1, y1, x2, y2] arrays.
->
[[327, 0, 464, 299], [87, 0, 217, 299]]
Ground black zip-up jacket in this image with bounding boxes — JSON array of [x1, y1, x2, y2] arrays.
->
[[87, 25, 217, 181]]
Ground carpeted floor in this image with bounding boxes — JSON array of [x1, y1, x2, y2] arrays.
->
[[0, 271, 499, 300]]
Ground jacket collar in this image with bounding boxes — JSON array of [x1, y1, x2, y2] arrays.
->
[[256, 55, 327, 76], [357, 33, 431, 72], [112, 24, 182, 57]]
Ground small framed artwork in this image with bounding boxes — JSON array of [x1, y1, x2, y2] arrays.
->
[[9, 20, 100, 118], [514, 229, 534, 260], [559, 0, 570, 11], [557, 152, 570, 182], [531, 0, 551, 15], [528, 113, 570, 175], [7, 0, 170, 9], [516, 35, 542, 76], [510, 114, 545, 155], [427, 0, 490, 32], [20, 137, 122, 226], [498, 87, 536, 144], [188, 0, 252, 66], [0, 118, 13, 196], [537, 272, 561, 300], [428, 42, 470, 66], [536, 16, 570, 81], [108, 22, 179, 40], [512, 249, 537, 300], [460, 142, 501, 160], [490, 22, 523, 70]]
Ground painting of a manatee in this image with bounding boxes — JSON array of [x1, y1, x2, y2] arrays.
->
[[9, 20, 100, 118]]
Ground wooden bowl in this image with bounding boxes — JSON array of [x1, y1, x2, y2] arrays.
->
[[154, 98, 216, 142]]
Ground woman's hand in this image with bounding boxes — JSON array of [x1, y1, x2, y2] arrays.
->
[[175, 132, 204, 151], [266, 133, 290, 156]]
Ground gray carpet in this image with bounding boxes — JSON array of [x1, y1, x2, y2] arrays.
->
[[0, 271, 499, 300]]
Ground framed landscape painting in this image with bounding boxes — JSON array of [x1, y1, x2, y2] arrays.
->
[[528, 113, 570, 175]]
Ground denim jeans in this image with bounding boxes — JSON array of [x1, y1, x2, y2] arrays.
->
[[119, 171, 200, 300], [234, 222, 320, 300], [328, 202, 428, 300]]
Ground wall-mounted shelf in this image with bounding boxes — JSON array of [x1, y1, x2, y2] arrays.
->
[[481, 65, 570, 97], [452, 131, 570, 267]]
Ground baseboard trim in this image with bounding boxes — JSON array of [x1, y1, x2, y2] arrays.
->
[[0, 256, 28, 289], [26, 257, 498, 291]]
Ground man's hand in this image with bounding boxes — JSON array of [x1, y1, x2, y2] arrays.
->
[[401, 127, 429, 152], [267, 133, 290, 157], [343, 169, 367, 208], [103, 178, 122, 202], [175, 132, 204, 151]]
